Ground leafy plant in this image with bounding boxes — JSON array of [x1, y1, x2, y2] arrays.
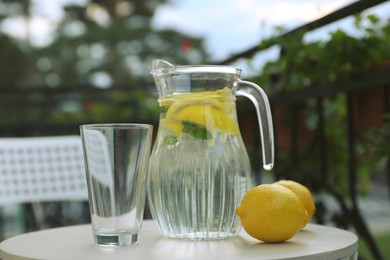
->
[[363, 114, 390, 160], [248, 14, 390, 197], [255, 14, 390, 92], [0, 0, 210, 133]]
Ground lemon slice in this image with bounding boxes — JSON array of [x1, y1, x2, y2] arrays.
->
[[166, 100, 239, 136], [160, 87, 235, 113], [168, 87, 234, 101], [159, 87, 239, 138], [160, 118, 182, 136]]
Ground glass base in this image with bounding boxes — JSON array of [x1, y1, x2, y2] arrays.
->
[[94, 233, 139, 246]]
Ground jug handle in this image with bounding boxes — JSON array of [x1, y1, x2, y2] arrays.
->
[[236, 80, 274, 171]]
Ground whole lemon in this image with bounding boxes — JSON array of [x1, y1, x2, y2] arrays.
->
[[274, 180, 316, 228], [236, 184, 308, 243]]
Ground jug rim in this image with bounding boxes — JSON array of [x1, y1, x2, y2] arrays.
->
[[155, 65, 242, 75]]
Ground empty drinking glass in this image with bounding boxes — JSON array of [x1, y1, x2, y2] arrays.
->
[[80, 123, 153, 246]]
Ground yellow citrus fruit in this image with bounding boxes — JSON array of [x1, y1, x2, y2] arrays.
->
[[161, 88, 239, 136], [274, 180, 316, 228], [160, 118, 182, 136], [167, 86, 234, 104], [236, 184, 308, 243]]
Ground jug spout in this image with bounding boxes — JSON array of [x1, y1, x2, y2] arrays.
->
[[151, 59, 174, 76], [151, 59, 174, 97]]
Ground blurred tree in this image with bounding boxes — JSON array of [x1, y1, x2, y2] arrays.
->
[[29, 0, 208, 88], [0, 0, 34, 87], [0, 0, 210, 133], [0, 33, 30, 87], [0, 0, 209, 88]]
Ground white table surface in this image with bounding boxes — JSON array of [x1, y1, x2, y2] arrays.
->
[[0, 220, 358, 260]]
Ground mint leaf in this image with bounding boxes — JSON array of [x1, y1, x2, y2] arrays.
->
[[160, 106, 168, 119], [163, 135, 178, 145], [182, 121, 212, 140]]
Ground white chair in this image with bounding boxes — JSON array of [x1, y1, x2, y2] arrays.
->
[[0, 136, 89, 238]]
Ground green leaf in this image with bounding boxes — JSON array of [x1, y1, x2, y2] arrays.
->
[[163, 135, 178, 145], [160, 106, 168, 119], [182, 121, 212, 140], [367, 14, 380, 25]]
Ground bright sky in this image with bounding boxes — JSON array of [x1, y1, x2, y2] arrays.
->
[[0, 0, 86, 46], [152, 0, 390, 74], [2, 0, 390, 71], [152, 0, 354, 60]]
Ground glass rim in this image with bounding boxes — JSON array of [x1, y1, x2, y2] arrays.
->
[[80, 123, 153, 130]]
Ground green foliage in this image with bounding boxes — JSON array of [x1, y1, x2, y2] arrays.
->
[[49, 89, 160, 125], [256, 14, 390, 92], [0, 34, 30, 87], [363, 114, 390, 160], [0, 0, 209, 128], [249, 14, 390, 197], [27, 2, 209, 88], [359, 232, 390, 260]]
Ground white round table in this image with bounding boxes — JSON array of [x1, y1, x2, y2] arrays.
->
[[0, 220, 358, 260]]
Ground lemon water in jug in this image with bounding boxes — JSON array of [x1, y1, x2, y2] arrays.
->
[[147, 60, 274, 240]]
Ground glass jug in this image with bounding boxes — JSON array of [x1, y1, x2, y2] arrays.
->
[[147, 59, 274, 240]]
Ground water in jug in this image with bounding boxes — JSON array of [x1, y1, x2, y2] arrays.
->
[[147, 59, 274, 240]]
